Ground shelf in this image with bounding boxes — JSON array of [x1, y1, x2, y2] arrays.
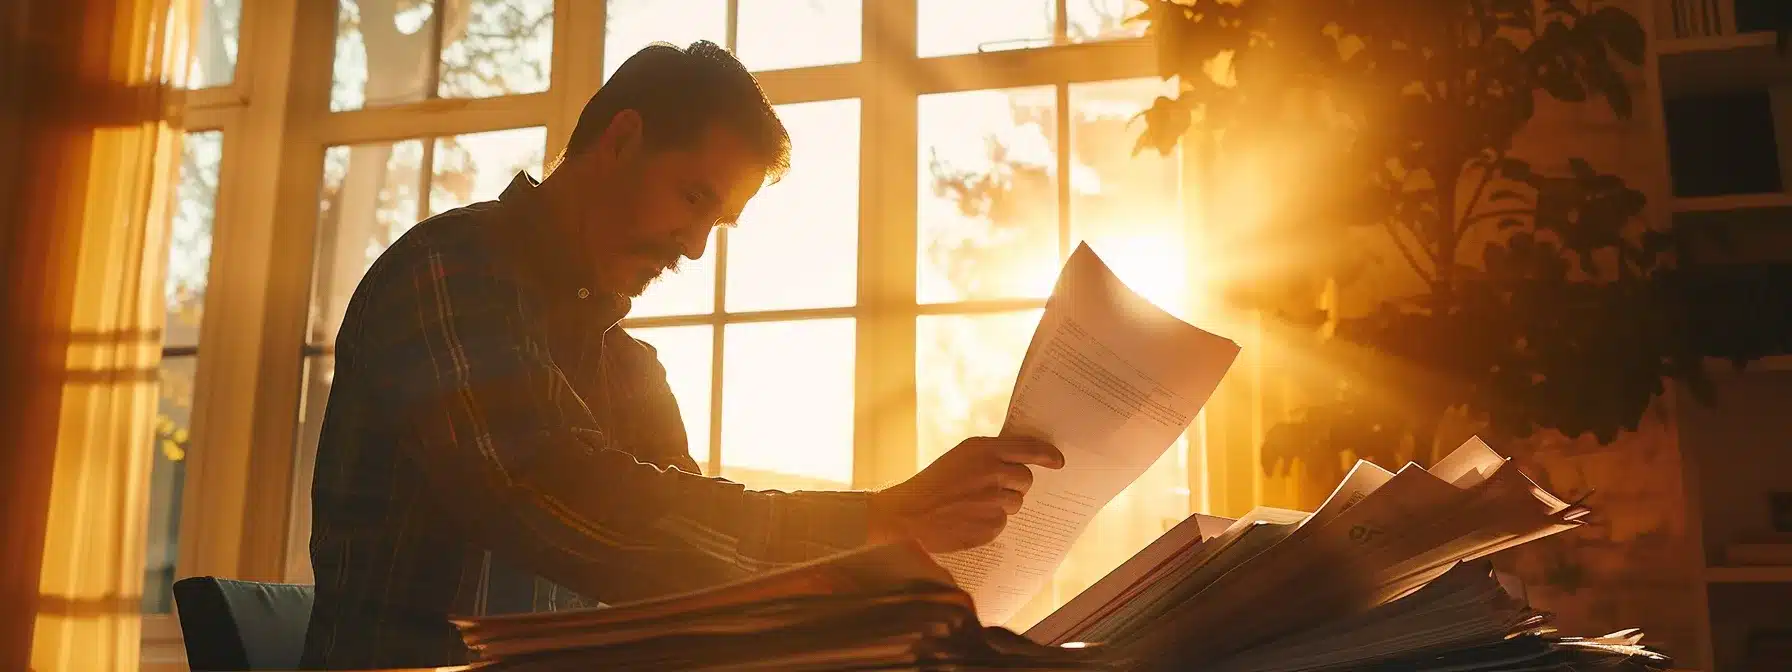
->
[[1704, 355, 1792, 375], [1658, 32, 1790, 97], [1658, 32, 1778, 56], [1673, 193, 1792, 213], [1706, 565, 1792, 583]]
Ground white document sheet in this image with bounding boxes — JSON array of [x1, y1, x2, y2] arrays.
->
[[933, 242, 1240, 625]]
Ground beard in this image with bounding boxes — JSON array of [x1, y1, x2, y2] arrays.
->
[[617, 242, 683, 298]]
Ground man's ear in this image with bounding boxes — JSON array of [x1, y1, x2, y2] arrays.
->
[[599, 109, 644, 163]]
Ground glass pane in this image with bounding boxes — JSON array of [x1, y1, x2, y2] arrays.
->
[[736, 0, 862, 71], [720, 319, 854, 490], [184, 0, 243, 88], [312, 128, 542, 346], [437, 0, 555, 99], [333, 0, 437, 111], [144, 356, 197, 613], [1069, 79, 1191, 319], [918, 87, 1059, 303], [165, 131, 223, 350], [1067, 0, 1148, 43], [627, 325, 714, 469], [917, 0, 1052, 57], [629, 229, 718, 318], [286, 355, 335, 585], [333, 0, 554, 111], [914, 311, 1040, 468], [428, 126, 547, 216], [603, 0, 728, 82], [726, 99, 860, 312], [313, 139, 425, 345]]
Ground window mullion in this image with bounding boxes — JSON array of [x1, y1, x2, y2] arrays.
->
[[426, 0, 447, 99], [1054, 0, 1070, 45], [854, 0, 920, 489], [1181, 123, 1211, 515], [905, 39, 1155, 94], [709, 230, 729, 477], [712, 0, 740, 480], [418, 138, 436, 222], [312, 93, 557, 146], [547, 0, 605, 157], [1056, 83, 1071, 260], [725, 0, 740, 52], [244, 0, 340, 582]]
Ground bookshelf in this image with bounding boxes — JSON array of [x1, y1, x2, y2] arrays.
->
[[1673, 192, 1792, 213], [1705, 565, 1792, 584], [1675, 358, 1792, 672], [1649, 3, 1792, 670]]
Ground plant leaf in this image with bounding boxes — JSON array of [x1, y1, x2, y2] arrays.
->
[[1600, 67, 1634, 118], [1568, 157, 1595, 179], [1593, 6, 1646, 65], [1132, 95, 1190, 156]]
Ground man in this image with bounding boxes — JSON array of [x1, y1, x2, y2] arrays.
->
[[300, 41, 1064, 669]]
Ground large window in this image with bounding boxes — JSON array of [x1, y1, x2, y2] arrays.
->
[[165, 0, 1208, 644]]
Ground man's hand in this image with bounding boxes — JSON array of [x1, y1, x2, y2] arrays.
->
[[868, 437, 1065, 553]]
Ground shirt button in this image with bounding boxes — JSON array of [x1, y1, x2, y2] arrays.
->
[[577, 288, 590, 299]]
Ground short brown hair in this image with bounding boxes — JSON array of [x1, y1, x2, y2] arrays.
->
[[563, 41, 791, 183]]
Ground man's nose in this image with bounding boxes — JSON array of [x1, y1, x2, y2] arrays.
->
[[676, 223, 711, 260]]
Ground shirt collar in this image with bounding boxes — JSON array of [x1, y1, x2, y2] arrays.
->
[[495, 172, 631, 328]]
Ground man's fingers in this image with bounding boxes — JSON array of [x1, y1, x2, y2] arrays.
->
[[996, 488, 1025, 515], [993, 463, 1035, 494], [990, 439, 1066, 469], [934, 499, 1011, 546]]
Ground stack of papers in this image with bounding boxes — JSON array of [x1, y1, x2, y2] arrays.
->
[[1024, 438, 1671, 671], [452, 541, 1115, 671]]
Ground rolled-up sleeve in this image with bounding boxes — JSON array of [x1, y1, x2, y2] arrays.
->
[[376, 248, 868, 603]]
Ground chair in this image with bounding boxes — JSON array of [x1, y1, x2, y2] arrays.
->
[[172, 577, 314, 671]]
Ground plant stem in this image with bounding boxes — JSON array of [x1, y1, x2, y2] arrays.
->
[[1463, 208, 1533, 225], [1383, 218, 1436, 284], [1435, 167, 1462, 291], [1461, 155, 1502, 235]]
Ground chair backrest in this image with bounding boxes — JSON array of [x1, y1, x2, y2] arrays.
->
[[173, 577, 314, 671]]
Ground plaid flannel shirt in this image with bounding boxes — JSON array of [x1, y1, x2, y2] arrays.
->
[[300, 174, 871, 670]]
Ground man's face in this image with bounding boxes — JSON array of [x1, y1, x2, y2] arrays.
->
[[562, 112, 767, 298]]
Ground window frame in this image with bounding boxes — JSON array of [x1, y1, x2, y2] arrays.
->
[[141, 0, 260, 663], [189, 0, 1249, 597], [141, 121, 230, 660]]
